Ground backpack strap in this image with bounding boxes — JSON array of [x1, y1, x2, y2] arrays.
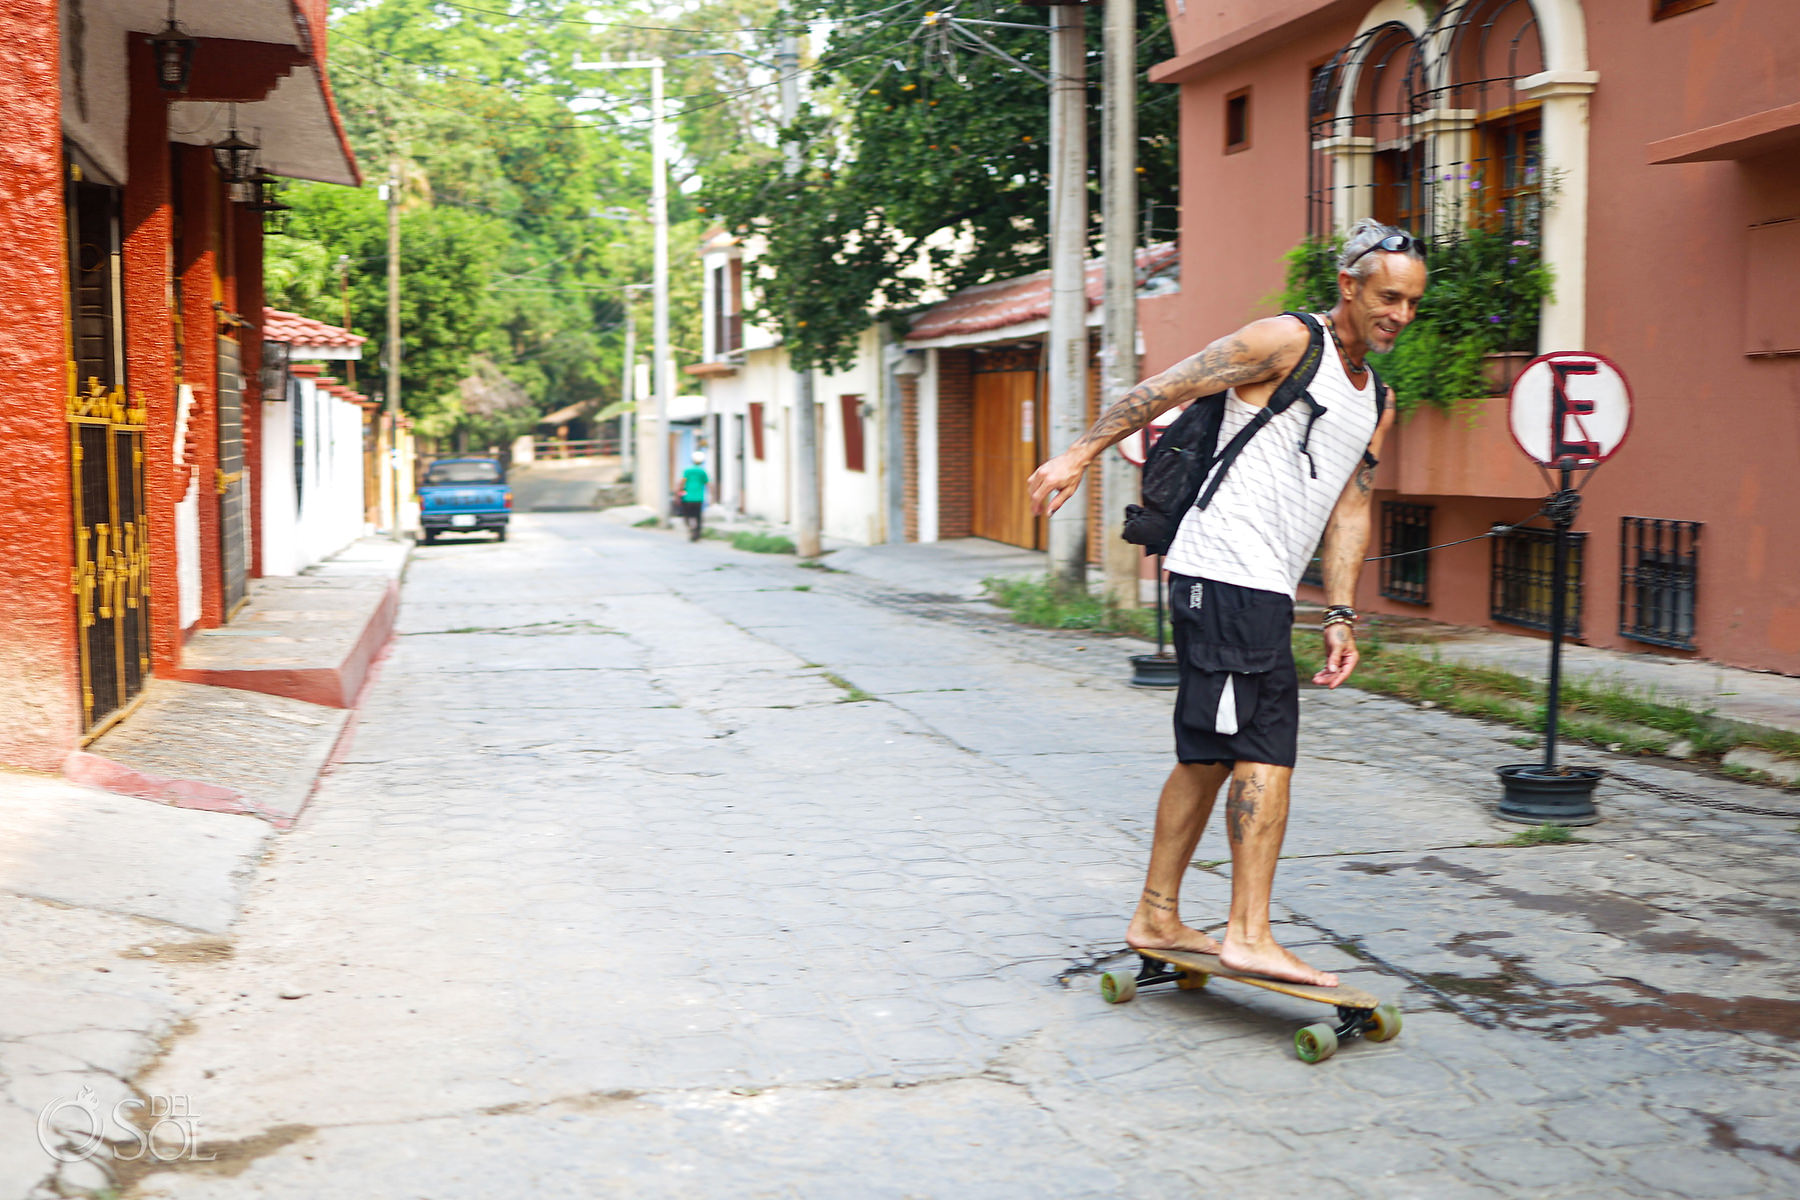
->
[[1361, 363, 1388, 469], [1193, 312, 1327, 512]]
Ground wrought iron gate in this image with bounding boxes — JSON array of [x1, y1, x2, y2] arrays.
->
[[217, 335, 249, 616], [67, 165, 152, 736], [68, 381, 152, 736]]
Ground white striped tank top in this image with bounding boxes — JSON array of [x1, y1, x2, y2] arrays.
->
[[1163, 323, 1379, 597]]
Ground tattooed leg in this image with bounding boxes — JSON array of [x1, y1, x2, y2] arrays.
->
[[1218, 762, 1340, 987], [1126, 761, 1232, 955]]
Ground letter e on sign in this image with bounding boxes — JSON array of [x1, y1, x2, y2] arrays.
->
[[1508, 352, 1632, 469]]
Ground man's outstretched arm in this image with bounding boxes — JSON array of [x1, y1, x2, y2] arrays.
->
[[1027, 318, 1297, 515], [1314, 396, 1397, 688]]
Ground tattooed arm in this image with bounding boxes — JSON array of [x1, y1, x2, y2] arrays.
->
[[1313, 393, 1397, 688], [1027, 317, 1302, 516]]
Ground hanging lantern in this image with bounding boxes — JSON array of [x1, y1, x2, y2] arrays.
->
[[240, 170, 293, 236], [211, 109, 259, 184], [149, 1, 197, 93]]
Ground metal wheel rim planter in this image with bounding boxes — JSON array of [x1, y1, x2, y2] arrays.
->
[[1495, 764, 1602, 826], [1130, 653, 1179, 689]]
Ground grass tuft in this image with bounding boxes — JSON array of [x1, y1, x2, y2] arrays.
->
[[820, 672, 874, 703], [981, 574, 1165, 641], [632, 516, 659, 528], [729, 531, 797, 555], [1502, 823, 1577, 846]]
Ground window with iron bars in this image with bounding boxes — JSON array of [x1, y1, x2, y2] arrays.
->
[[1380, 502, 1433, 604], [1619, 517, 1700, 650], [1491, 525, 1585, 637]]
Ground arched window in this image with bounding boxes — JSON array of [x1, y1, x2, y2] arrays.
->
[[1303, 1, 1574, 402], [1309, 1, 1546, 244]]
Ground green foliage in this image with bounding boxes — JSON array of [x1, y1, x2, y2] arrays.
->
[[1503, 823, 1576, 846], [730, 531, 797, 554], [1279, 225, 1554, 414], [266, 0, 724, 445], [981, 575, 1161, 641], [706, 3, 1181, 372]]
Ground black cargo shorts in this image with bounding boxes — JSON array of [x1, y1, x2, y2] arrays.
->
[[1168, 573, 1300, 768]]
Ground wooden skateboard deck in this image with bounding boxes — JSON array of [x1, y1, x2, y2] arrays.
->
[[1136, 946, 1381, 1009], [1098, 947, 1401, 1063]]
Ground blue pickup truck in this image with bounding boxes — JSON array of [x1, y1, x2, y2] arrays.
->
[[419, 457, 512, 544]]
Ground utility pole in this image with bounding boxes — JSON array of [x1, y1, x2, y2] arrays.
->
[[576, 58, 671, 525], [385, 156, 402, 533], [649, 60, 671, 527], [1046, 4, 1088, 588], [778, 8, 821, 558], [1100, 0, 1138, 609], [620, 286, 637, 478]]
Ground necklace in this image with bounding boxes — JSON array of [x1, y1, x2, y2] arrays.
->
[[1324, 315, 1368, 377]]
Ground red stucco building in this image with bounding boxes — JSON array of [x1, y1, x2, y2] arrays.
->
[[0, 0, 357, 770], [1141, 0, 1799, 674]]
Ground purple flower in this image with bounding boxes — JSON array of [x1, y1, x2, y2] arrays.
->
[[1508, 257, 1519, 265], [1512, 239, 1529, 246], [1470, 180, 1482, 190], [1488, 316, 1502, 324]]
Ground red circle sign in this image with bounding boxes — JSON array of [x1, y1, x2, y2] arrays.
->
[[1507, 351, 1633, 469]]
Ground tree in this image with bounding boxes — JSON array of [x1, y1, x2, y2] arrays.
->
[[703, 0, 1180, 372]]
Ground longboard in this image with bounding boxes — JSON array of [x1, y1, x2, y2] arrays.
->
[[1099, 946, 1401, 1063]]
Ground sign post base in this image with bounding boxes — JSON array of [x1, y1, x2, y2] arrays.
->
[[1495, 764, 1602, 826]]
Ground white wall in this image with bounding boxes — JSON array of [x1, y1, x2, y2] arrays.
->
[[917, 349, 940, 542], [261, 374, 368, 575], [812, 326, 885, 545]]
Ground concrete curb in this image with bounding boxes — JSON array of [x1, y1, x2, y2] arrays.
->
[[61, 748, 294, 828], [165, 577, 400, 709]]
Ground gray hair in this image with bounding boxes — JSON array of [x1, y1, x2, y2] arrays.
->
[[1338, 218, 1426, 280]]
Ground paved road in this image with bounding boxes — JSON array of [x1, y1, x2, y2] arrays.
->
[[126, 513, 1800, 1198]]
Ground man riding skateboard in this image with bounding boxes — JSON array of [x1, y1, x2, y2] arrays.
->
[[1028, 220, 1426, 986]]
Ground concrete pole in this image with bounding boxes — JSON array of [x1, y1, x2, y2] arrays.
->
[[650, 60, 672, 526], [1100, 0, 1139, 609], [620, 287, 636, 479], [385, 156, 402, 534], [778, 13, 821, 557], [1046, 5, 1088, 588]]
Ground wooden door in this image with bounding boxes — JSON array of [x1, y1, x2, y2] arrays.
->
[[971, 360, 1043, 549]]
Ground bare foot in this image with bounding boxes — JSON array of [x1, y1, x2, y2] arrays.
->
[[1219, 935, 1339, 987], [1125, 916, 1223, 956]]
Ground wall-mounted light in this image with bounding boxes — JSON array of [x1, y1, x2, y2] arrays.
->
[[149, 0, 197, 93], [211, 111, 260, 184], [240, 169, 292, 235]]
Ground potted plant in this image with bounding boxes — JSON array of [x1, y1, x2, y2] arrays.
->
[[1280, 220, 1553, 414]]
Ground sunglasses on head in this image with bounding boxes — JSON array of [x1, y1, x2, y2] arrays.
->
[[1344, 232, 1424, 270]]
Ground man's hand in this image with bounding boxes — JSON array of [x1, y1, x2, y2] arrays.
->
[[1313, 623, 1359, 689], [1028, 451, 1091, 516]]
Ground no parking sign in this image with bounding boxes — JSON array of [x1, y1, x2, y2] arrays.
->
[[1508, 351, 1633, 470]]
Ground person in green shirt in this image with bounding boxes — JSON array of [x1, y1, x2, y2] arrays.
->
[[679, 451, 710, 541]]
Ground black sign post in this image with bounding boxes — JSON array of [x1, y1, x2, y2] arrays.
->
[[1496, 354, 1631, 825]]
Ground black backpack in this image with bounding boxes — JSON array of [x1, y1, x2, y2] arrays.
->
[[1121, 311, 1383, 557]]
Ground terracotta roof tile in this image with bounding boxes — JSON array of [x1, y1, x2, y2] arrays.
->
[[262, 307, 367, 350], [906, 244, 1178, 343]]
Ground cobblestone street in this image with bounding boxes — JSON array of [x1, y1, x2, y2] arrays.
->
[[106, 513, 1800, 1197]]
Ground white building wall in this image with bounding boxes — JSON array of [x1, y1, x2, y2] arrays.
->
[[813, 326, 886, 545], [917, 349, 940, 542], [261, 373, 369, 576]]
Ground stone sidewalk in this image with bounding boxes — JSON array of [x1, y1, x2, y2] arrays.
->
[[816, 534, 1800, 739], [1, 537, 407, 1198], [78, 513, 1800, 1198]]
